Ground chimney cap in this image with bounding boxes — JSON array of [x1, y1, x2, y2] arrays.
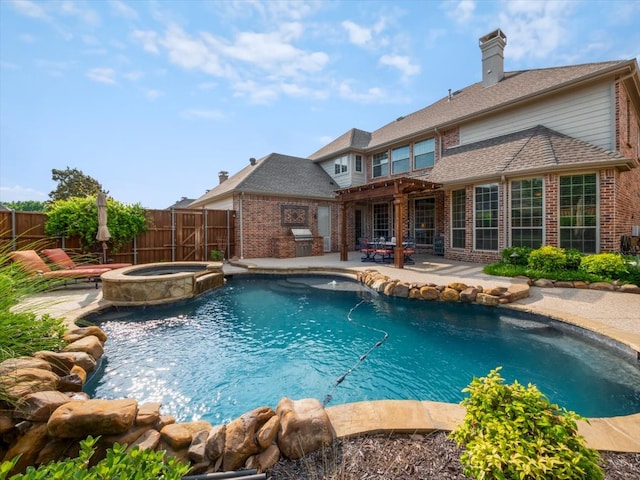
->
[[479, 28, 507, 46], [249, 157, 257, 165]]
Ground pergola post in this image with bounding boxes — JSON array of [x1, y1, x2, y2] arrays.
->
[[394, 191, 406, 269], [340, 202, 348, 261]]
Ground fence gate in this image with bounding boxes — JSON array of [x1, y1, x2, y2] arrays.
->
[[174, 209, 203, 261]]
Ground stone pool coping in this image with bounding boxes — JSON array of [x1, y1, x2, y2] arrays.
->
[[16, 261, 640, 453]]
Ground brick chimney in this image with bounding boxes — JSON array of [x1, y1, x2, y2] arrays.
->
[[218, 171, 229, 184], [479, 29, 506, 87]]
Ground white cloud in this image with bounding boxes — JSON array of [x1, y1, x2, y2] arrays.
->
[[180, 109, 225, 120], [134, 22, 329, 97], [379, 54, 420, 77], [144, 89, 164, 100], [498, 0, 574, 61], [342, 20, 373, 47], [131, 30, 160, 54], [337, 81, 386, 103], [9, 0, 49, 20], [59, 1, 100, 26], [110, 0, 138, 19], [447, 0, 476, 24], [0, 185, 48, 202], [86, 67, 117, 84]]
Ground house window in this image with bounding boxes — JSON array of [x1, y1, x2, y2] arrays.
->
[[511, 178, 543, 248], [559, 173, 597, 253], [391, 145, 410, 174], [474, 184, 498, 251], [334, 155, 348, 175], [414, 198, 435, 245], [451, 189, 466, 248], [373, 203, 390, 240], [372, 151, 388, 178], [414, 138, 435, 169], [355, 155, 362, 172]]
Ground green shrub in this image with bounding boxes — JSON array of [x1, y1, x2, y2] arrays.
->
[[528, 245, 567, 271], [45, 196, 148, 253], [579, 253, 628, 281], [500, 246, 532, 266], [450, 367, 603, 480], [565, 248, 583, 271], [483, 262, 528, 278], [2, 436, 190, 479], [621, 256, 640, 285], [210, 249, 224, 261]]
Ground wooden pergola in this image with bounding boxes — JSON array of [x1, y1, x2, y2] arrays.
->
[[335, 177, 441, 268]]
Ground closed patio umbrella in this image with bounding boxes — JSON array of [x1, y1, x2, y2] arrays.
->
[[96, 192, 111, 264]]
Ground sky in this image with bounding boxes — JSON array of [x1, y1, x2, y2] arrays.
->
[[1, 1, 639, 209]]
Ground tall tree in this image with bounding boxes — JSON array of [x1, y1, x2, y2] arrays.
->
[[49, 167, 104, 201]]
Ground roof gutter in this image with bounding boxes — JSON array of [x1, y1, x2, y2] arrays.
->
[[433, 157, 637, 187]]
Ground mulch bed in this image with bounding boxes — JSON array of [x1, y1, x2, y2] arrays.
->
[[268, 431, 640, 479]]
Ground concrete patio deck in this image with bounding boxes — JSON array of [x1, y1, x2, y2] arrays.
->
[[17, 252, 640, 453]]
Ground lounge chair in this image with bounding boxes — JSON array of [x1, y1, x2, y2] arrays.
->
[[9, 250, 110, 288], [41, 248, 131, 270]]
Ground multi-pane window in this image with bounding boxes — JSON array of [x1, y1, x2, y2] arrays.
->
[[511, 178, 543, 248], [414, 198, 435, 245], [391, 145, 410, 174], [372, 152, 388, 178], [334, 155, 348, 175], [373, 203, 390, 240], [559, 173, 597, 253], [475, 184, 498, 251], [451, 189, 466, 249], [355, 155, 362, 172], [414, 138, 435, 169]]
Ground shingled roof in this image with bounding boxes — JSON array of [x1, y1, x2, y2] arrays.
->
[[309, 60, 635, 160], [189, 153, 337, 208], [428, 125, 636, 185], [308, 128, 372, 161]]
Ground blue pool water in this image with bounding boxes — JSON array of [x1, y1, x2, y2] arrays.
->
[[84, 275, 640, 423]]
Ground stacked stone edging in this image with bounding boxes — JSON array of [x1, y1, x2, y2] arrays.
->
[[356, 269, 531, 305], [528, 277, 640, 294], [0, 326, 335, 476]]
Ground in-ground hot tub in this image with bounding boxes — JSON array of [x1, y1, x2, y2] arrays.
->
[[101, 262, 225, 306]]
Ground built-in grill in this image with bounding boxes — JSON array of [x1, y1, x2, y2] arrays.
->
[[291, 228, 313, 241], [291, 228, 313, 257]]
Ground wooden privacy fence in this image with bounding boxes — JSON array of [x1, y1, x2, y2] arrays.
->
[[0, 208, 236, 265]]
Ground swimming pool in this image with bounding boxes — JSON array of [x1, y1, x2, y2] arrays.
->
[[84, 275, 640, 424]]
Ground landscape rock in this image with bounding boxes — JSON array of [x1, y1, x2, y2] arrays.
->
[[136, 402, 162, 426], [276, 397, 336, 460], [246, 443, 281, 472], [160, 420, 211, 450], [34, 350, 97, 373], [205, 424, 226, 464], [188, 429, 209, 463], [475, 292, 500, 306], [223, 406, 276, 471], [533, 278, 555, 288], [63, 326, 108, 343], [127, 428, 161, 452], [257, 414, 280, 449], [62, 335, 104, 360], [3, 422, 50, 476], [0, 367, 59, 402], [15, 391, 71, 422], [440, 287, 460, 302], [0, 357, 52, 374], [419, 286, 440, 301], [589, 282, 616, 291], [459, 287, 478, 303], [47, 398, 138, 438]]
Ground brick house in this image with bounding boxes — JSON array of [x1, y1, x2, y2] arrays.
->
[[191, 29, 640, 266]]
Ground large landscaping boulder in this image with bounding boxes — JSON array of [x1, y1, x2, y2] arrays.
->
[[223, 406, 276, 471], [276, 397, 336, 460], [47, 398, 138, 438]]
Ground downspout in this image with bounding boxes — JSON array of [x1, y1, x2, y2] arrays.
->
[[501, 175, 508, 248], [239, 192, 244, 259]]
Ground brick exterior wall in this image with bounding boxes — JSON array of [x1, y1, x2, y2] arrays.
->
[[614, 81, 640, 244], [231, 194, 339, 259]]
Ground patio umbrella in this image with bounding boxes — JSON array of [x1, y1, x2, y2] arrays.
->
[[96, 191, 111, 264]]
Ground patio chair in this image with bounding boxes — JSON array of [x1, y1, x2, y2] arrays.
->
[[359, 238, 376, 262], [403, 238, 416, 265], [9, 250, 110, 288], [374, 237, 393, 263], [41, 248, 131, 270]]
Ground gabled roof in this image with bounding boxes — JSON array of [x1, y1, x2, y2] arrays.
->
[[167, 197, 196, 209], [309, 60, 636, 160], [189, 153, 337, 208], [428, 125, 636, 185], [308, 128, 371, 161]]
